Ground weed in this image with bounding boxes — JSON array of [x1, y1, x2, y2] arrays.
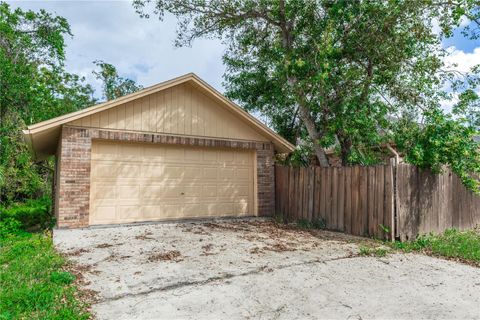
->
[[379, 224, 390, 234], [274, 213, 284, 224], [296, 218, 327, 230], [359, 246, 390, 257], [389, 229, 480, 265], [296, 219, 312, 229], [312, 218, 327, 229]]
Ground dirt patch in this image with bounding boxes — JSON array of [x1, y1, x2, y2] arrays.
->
[[147, 250, 183, 262], [63, 261, 100, 306], [201, 244, 213, 251], [264, 242, 297, 252], [135, 231, 154, 240], [96, 243, 114, 249], [181, 225, 212, 236], [249, 247, 264, 254], [65, 248, 90, 257]]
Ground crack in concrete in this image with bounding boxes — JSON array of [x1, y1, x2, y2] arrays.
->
[[96, 253, 361, 304]]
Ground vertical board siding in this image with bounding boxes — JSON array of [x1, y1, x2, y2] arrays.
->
[[275, 165, 395, 240], [67, 83, 267, 142]]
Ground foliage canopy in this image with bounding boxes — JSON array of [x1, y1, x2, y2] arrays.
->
[[134, 0, 480, 191]]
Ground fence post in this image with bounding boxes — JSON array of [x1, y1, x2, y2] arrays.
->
[[387, 160, 396, 241]]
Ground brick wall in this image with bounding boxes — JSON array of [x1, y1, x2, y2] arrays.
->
[[57, 126, 275, 228]]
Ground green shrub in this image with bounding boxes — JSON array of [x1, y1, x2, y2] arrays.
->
[[0, 197, 53, 237], [0, 218, 23, 239]]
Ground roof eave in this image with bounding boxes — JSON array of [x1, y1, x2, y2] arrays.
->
[[26, 72, 295, 156]]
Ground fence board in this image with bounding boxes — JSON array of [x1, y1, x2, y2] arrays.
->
[[332, 167, 338, 230], [275, 163, 480, 241], [376, 166, 385, 239], [384, 165, 395, 240], [275, 165, 394, 240], [337, 168, 345, 231], [344, 167, 352, 234], [396, 164, 480, 240]]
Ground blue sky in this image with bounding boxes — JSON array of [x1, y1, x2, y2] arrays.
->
[[442, 21, 480, 53], [7, 1, 480, 105]]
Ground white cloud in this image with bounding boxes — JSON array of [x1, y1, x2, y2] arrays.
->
[[440, 46, 480, 113], [444, 47, 480, 73], [7, 1, 227, 98]]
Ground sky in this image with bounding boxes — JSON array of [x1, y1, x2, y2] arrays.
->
[[6, 1, 480, 106], [8, 0, 226, 98]]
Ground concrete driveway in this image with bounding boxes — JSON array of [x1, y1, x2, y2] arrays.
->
[[54, 219, 480, 320]]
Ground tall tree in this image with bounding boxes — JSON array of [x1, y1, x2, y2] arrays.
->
[[93, 60, 143, 101], [133, 0, 479, 167], [0, 3, 95, 203]]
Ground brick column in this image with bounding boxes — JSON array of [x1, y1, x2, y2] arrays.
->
[[256, 143, 275, 216], [57, 127, 92, 228]]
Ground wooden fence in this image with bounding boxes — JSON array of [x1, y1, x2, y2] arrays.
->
[[275, 164, 480, 241], [275, 165, 395, 240], [396, 164, 480, 241]]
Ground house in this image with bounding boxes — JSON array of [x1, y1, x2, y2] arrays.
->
[[23, 73, 294, 228]]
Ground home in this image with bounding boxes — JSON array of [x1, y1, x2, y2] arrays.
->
[[23, 73, 294, 228]]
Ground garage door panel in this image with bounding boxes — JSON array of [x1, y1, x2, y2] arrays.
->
[[141, 165, 164, 178], [163, 204, 182, 217], [235, 152, 251, 164], [90, 141, 255, 225], [183, 203, 207, 217], [141, 185, 184, 198], [95, 206, 116, 222], [117, 206, 142, 220], [144, 145, 166, 158], [117, 185, 140, 200], [215, 203, 235, 215], [163, 166, 185, 179], [120, 144, 142, 159], [203, 167, 217, 179], [166, 148, 184, 160], [219, 152, 234, 162], [203, 151, 217, 161], [185, 149, 200, 161], [202, 185, 217, 197], [234, 202, 249, 215], [91, 183, 116, 200], [236, 168, 251, 180], [142, 206, 162, 219], [92, 163, 117, 178], [183, 167, 203, 179], [184, 186, 202, 197], [106, 164, 141, 178]]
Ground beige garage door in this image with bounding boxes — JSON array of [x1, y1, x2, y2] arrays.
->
[[89, 140, 256, 225]]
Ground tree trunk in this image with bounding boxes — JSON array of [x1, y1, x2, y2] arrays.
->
[[278, 5, 329, 167], [297, 102, 330, 167], [339, 137, 352, 166]]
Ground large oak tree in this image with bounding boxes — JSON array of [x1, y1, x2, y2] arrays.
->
[[134, 0, 480, 190]]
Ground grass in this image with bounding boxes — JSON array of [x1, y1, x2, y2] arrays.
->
[[357, 229, 480, 266], [359, 246, 389, 257], [0, 232, 90, 319], [391, 229, 480, 265]]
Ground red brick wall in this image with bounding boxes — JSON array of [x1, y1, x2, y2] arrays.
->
[[57, 126, 275, 228]]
